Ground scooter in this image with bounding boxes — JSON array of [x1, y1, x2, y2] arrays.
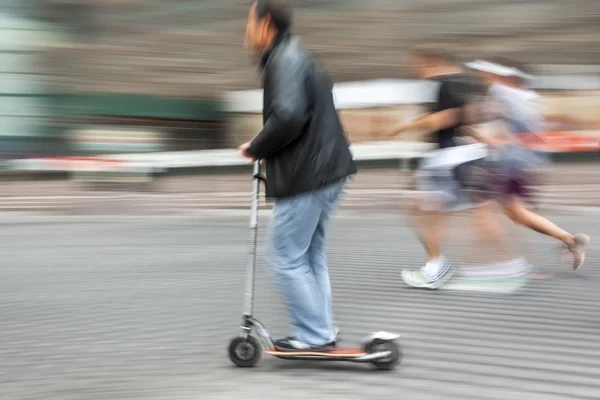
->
[[227, 161, 402, 370]]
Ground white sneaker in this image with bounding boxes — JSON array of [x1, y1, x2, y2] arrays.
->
[[402, 261, 454, 289], [332, 324, 341, 344]]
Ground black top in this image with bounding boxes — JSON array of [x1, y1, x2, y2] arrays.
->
[[429, 73, 482, 149], [247, 34, 357, 199]]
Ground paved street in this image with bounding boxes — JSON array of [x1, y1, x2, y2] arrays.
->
[[0, 211, 598, 399]]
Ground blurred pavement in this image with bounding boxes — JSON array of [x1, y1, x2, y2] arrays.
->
[[0, 212, 599, 399]]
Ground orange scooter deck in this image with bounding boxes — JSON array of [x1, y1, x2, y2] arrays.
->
[[265, 348, 365, 357]]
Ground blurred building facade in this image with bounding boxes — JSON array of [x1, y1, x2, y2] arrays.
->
[[2, 0, 599, 152], [35, 0, 599, 94], [0, 4, 66, 158]]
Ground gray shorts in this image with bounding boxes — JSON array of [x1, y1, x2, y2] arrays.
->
[[415, 144, 488, 213]]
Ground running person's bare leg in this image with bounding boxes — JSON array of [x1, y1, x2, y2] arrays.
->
[[472, 201, 515, 260], [421, 210, 445, 262], [503, 196, 590, 270], [503, 196, 571, 242], [405, 197, 446, 262], [402, 194, 454, 289]]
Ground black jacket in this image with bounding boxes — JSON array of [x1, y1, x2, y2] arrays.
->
[[246, 32, 357, 199]]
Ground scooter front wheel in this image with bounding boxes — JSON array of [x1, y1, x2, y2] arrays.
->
[[365, 339, 401, 371], [228, 335, 263, 367]]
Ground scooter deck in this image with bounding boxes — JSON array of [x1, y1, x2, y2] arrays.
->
[[265, 348, 365, 357]]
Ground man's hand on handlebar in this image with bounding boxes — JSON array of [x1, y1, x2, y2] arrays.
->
[[238, 141, 255, 160]]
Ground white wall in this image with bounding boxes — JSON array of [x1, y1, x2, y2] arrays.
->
[[224, 75, 600, 113]]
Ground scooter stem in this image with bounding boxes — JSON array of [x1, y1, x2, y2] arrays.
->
[[243, 160, 262, 318]]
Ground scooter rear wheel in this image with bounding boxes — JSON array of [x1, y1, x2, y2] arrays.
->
[[365, 339, 401, 371], [228, 335, 263, 367]]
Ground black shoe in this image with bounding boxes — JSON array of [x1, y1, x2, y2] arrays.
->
[[274, 337, 336, 352]]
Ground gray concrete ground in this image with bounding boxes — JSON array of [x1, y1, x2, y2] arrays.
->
[[0, 211, 598, 399]]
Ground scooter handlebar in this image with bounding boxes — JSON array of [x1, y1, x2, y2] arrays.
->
[[252, 160, 266, 182], [253, 160, 261, 175]]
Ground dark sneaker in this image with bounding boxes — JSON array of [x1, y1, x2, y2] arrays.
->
[[569, 234, 590, 271], [274, 337, 336, 352]]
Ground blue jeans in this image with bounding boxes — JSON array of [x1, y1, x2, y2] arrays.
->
[[267, 179, 346, 347]]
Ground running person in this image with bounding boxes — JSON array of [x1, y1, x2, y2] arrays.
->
[[466, 58, 590, 270], [387, 45, 489, 288]]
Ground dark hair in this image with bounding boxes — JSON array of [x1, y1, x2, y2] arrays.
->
[[412, 44, 457, 64], [255, 0, 293, 32]]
